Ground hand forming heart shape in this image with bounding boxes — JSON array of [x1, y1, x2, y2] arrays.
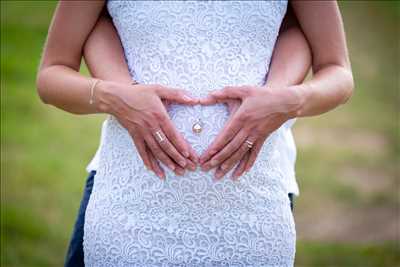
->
[[96, 81, 302, 180], [198, 85, 303, 180]]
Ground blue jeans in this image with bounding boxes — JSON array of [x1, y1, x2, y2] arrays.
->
[[64, 170, 295, 267], [64, 170, 96, 267]]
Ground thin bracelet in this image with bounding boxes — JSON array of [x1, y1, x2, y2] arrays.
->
[[89, 79, 100, 105]]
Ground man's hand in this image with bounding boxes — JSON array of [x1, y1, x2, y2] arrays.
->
[[199, 85, 304, 180]]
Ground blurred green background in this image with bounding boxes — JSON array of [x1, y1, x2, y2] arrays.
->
[[1, 1, 399, 266]]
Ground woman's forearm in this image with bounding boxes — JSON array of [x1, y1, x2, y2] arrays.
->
[[37, 5, 132, 116], [291, 1, 354, 118], [37, 65, 102, 114], [36, 1, 106, 115], [295, 64, 353, 117]]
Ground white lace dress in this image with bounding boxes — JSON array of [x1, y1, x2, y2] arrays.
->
[[83, 1, 296, 266]]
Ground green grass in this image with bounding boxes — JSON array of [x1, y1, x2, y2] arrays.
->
[[1, 1, 399, 267], [296, 241, 400, 267]]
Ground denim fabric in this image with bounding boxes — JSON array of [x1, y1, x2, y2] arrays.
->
[[64, 171, 96, 267], [64, 170, 294, 266], [288, 193, 295, 212]]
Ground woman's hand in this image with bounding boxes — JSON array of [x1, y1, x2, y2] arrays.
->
[[199, 85, 304, 180], [95, 81, 199, 179], [225, 99, 241, 118]]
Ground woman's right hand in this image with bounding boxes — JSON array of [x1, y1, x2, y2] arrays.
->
[[95, 81, 199, 179]]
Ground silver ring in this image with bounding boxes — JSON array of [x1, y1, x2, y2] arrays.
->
[[154, 130, 166, 143], [245, 140, 254, 149]]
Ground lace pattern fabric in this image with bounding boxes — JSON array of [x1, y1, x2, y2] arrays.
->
[[84, 1, 295, 266]]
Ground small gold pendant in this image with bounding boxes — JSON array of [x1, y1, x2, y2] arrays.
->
[[192, 120, 203, 134]]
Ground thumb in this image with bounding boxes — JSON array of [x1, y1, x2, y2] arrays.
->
[[212, 86, 247, 99], [156, 87, 198, 105], [162, 99, 170, 109], [226, 99, 240, 114], [200, 86, 246, 105]]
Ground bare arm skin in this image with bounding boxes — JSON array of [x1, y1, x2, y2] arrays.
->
[[82, 12, 196, 177], [83, 10, 132, 85], [200, 1, 354, 180], [291, 0, 354, 115], [36, 1, 105, 114], [199, 8, 313, 178], [36, 1, 198, 179], [266, 5, 311, 89], [80, 6, 313, 180]]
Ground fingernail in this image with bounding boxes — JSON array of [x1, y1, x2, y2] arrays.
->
[[183, 151, 190, 158], [200, 155, 209, 163], [214, 172, 223, 180], [201, 165, 210, 172], [168, 164, 175, 171], [176, 169, 185, 176], [214, 174, 221, 181], [210, 160, 218, 167], [188, 163, 196, 171], [179, 160, 187, 167], [210, 90, 218, 95], [183, 95, 193, 102]]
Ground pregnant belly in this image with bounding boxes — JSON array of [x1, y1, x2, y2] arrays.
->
[[102, 100, 282, 175], [167, 103, 230, 155], [98, 99, 284, 195], [86, 114, 295, 266]]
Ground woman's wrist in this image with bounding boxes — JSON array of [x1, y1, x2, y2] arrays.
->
[[287, 84, 310, 118], [261, 84, 307, 119], [93, 80, 120, 115]]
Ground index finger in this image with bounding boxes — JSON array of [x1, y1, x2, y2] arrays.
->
[[160, 112, 191, 158], [199, 113, 243, 164]]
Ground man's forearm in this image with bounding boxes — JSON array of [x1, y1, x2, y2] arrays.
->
[[83, 13, 132, 84], [266, 24, 312, 89]]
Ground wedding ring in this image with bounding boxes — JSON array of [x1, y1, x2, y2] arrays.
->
[[154, 130, 166, 143], [245, 140, 254, 149]]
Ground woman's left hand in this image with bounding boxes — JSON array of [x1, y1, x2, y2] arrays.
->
[[199, 85, 304, 180]]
